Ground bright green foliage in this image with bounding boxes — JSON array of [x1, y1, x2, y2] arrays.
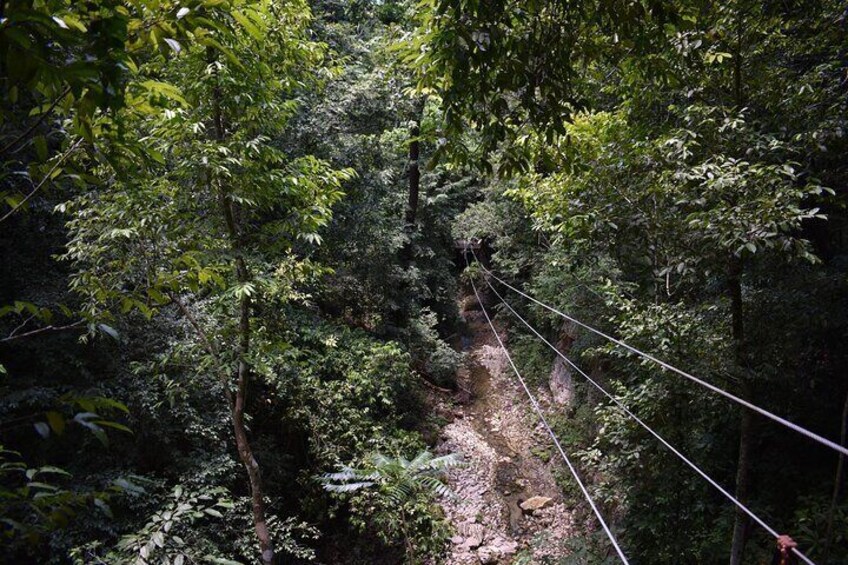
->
[[321, 450, 460, 563], [61, 0, 351, 323], [0, 0, 271, 221], [3, 0, 847, 563], [278, 317, 426, 467], [508, 106, 828, 293], [404, 0, 692, 171], [75, 486, 236, 565]]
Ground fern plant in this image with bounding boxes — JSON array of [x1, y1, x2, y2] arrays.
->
[[320, 450, 461, 563]]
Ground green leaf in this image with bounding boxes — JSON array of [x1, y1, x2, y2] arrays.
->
[[94, 497, 113, 518], [97, 324, 120, 341], [27, 481, 59, 491], [199, 37, 246, 72], [232, 11, 263, 41], [33, 135, 48, 162], [164, 38, 182, 55], [95, 397, 130, 414], [46, 412, 65, 435], [36, 465, 71, 477], [140, 80, 189, 106], [93, 420, 133, 434], [204, 556, 243, 565]]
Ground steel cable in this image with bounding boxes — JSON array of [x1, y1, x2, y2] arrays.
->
[[472, 257, 848, 459], [476, 262, 815, 565], [465, 254, 630, 564]]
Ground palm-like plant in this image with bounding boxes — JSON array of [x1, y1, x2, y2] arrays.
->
[[320, 450, 462, 562]]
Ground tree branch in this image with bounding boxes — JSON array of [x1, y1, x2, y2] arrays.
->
[[0, 138, 83, 223], [0, 86, 71, 157], [0, 320, 86, 343], [167, 291, 234, 405]]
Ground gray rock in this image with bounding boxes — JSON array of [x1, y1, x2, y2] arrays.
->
[[549, 357, 574, 406]]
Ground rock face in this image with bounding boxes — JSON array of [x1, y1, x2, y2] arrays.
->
[[549, 321, 579, 406], [549, 357, 574, 406], [519, 495, 553, 513]]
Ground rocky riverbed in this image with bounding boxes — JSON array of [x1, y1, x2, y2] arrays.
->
[[433, 300, 577, 564]]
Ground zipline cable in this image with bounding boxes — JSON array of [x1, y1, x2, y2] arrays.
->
[[476, 262, 815, 565], [473, 258, 848, 459], [464, 254, 630, 564]]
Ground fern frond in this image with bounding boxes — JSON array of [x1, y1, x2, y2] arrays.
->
[[423, 453, 463, 471], [322, 481, 376, 493], [408, 450, 432, 471]]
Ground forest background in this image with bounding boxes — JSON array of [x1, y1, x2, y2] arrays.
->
[[0, 1, 847, 564]]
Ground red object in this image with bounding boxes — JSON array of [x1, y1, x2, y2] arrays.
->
[[775, 535, 798, 565]]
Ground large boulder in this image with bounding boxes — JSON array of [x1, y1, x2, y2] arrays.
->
[[520, 495, 553, 513]]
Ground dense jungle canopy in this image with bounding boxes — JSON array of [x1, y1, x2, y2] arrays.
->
[[1, 1, 847, 563]]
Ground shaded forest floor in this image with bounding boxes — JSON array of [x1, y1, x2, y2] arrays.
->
[[431, 292, 577, 564]]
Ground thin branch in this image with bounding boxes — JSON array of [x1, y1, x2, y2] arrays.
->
[[8, 314, 36, 338], [0, 320, 86, 343], [0, 86, 72, 156], [0, 138, 83, 223], [167, 292, 234, 405]]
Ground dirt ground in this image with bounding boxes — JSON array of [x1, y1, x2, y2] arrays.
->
[[432, 295, 578, 564]]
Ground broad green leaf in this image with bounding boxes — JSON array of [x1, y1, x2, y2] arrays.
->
[[46, 412, 65, 435]]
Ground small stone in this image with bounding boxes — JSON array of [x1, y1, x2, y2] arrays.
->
[[498, 540, 518, 555], [520, 495, 553, 513], [477, 546, 499, 564], [451, 535, 464, 545], [459, 523, 485, 549]]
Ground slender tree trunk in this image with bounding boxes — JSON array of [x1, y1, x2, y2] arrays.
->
[[224, 211, 275, 565], [393, 98, 425, 330], [404, 121, 420, 228], [730, 404, 754, 565], [728, 256, 752, 565], [404, 99, 424, 229], [208, 47, 275, 565], [824, 388, 848, 561], [727, 5, 754, 561]]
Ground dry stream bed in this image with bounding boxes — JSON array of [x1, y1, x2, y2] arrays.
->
[[431, 297, 579, 564]]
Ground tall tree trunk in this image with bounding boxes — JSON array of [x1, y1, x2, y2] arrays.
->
[[824, 388, 848, 561], [730, 403, 754, 565], [728, 256, 752, 565], [404, 120, 420, 228], [404, 99, 424, 230], [392, 98, 425, 330], [728, 6, 753, 562], [209, 47, 275, 565]]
